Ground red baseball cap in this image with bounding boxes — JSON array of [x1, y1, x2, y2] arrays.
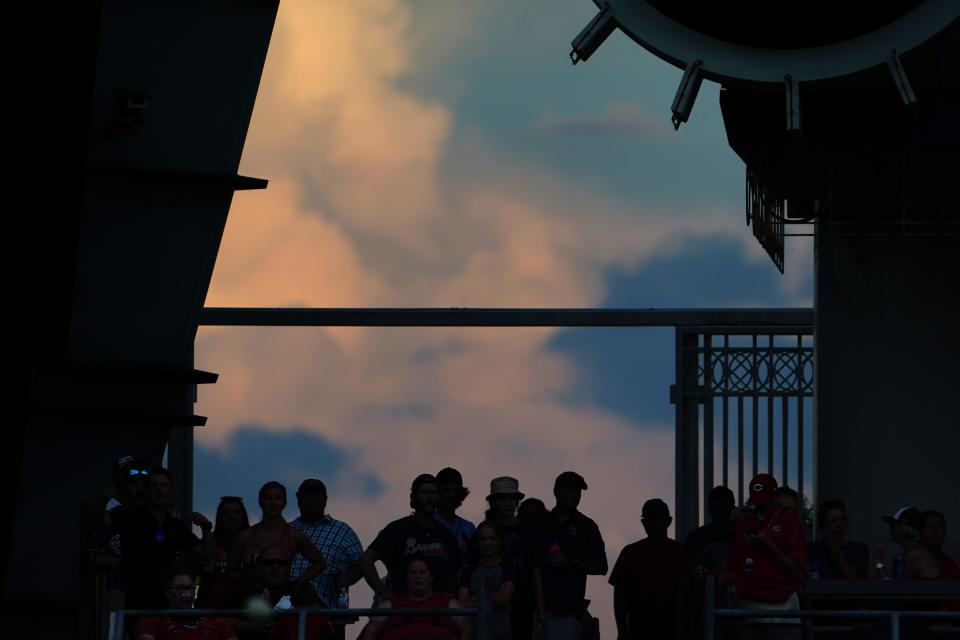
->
[[748, 473, 778, 504]]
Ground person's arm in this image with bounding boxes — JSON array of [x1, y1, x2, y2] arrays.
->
[[188, 512, 215, 561], [492, 579, 514, 607], [829, 548, 864, 580], [336, 526, 366, 588], [532, 566, 547, 638], [613, 586, 628, 639], [95, 485, 117, 528], [291, 530, 326, 587], [358, 601, 392, 640], [337, 565, 364, 588], [447, 598, 473, 640], [360, 548, 392, 600], [905, 548, 941, 579]]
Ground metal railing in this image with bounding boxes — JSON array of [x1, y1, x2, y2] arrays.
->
[[109, 587, 489, 640], [703, 578, 960, 640]]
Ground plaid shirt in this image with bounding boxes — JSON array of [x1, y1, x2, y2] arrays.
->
[[289, 514, 363, 607]]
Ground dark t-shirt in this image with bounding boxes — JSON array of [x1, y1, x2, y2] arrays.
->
[[370, 515, 461, 593], [112, 506, 201, 608], [684, 523, 732, 566], [529, 510, 606, 616], [805, 540, 869, 579]]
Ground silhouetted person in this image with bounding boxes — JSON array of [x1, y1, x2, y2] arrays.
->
[[360, 474, 461, 599], [531, 471, 607, 640], [485, 477, 533, 640], [106, 468, 212, 609], [458, 521, 516, 640], [197, 496, 250, 608], [610, 498, 684, 640], [135, 571, 237, 640], [518, 498, 548, 529], [775, 487, 800, 519], [361, 557, 472, 640], [806, 499, 867, 579], [436, 467, 476, 562], [235, 481, 326, 591], [921, 510, 959, 580], [723, 474, 806, 640], [880, 507, 940, 579], [289, 478, 364, 639], [684, 486, 736, 569]]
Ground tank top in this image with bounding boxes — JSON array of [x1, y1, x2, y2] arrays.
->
[[242, 522, 296, 567]]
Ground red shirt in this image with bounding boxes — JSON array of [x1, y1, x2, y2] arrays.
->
[[939, 552, 960, 580], [724, 509, 807, 603], [276, 613, 333, 640], [135, 616, 235, 640], [382, 592, 458, 640], [609, 537, 684, 640]]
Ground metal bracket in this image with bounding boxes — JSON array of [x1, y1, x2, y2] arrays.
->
[[671, 59, 704, 130], [570, 4, 616, 65], [886, 49, 917, 106], [785, 74, 801, 133]]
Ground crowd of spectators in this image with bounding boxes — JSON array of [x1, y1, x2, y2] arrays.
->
[[93, 458, 957, 640]]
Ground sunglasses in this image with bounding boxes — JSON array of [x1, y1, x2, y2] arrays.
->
[[259, 559, 290, 568], [127, 468, 149, 476]]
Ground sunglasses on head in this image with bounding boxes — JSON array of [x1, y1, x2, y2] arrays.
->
[[259, 559, 289, 568], [127, 468, 149, 476]]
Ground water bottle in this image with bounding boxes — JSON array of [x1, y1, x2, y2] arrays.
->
[[893, 555, 905, 580], [745, 557, 754, 574], [336, 587, 349, 609], [809, 561, 820, 581]]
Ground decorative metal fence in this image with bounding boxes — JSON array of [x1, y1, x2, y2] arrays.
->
[[673, 325, 815, 537]]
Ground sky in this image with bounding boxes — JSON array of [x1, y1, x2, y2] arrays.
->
[[194, 1, 813, 636]]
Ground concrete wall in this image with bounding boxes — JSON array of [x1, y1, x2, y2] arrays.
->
[[815, 233, 960, 547]]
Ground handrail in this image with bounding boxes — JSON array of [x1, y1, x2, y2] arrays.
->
[[110, 587, 490, 640], [703, 577, 960, 640]]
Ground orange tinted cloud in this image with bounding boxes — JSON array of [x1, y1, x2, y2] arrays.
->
[[200, 1, 757, 636]]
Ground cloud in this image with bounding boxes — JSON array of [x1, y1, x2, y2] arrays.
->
[[197, 1, 812, 637], [194, 426, 384, 521], [551, 233, 813, 426], [533, 102, 674, 140]]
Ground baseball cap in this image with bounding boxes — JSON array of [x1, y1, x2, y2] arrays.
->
[[554, 471, 588, 490], [297, 479, 327, 495], [487, 476, 525, 500], [641, 498, 671, 518], [411, 474, 439, 492], [882, 506, 925, 531], [748, 473, 778, 504]]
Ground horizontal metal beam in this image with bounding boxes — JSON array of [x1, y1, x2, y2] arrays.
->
[[199, 307, 814, 328]]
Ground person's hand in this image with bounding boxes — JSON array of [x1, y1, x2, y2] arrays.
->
[[747, 532, 772, 550], [189, 512, 213, 532], [100, 485, 116, 504], [822, 530, 843, 554], [461, 595, 478, 608]]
